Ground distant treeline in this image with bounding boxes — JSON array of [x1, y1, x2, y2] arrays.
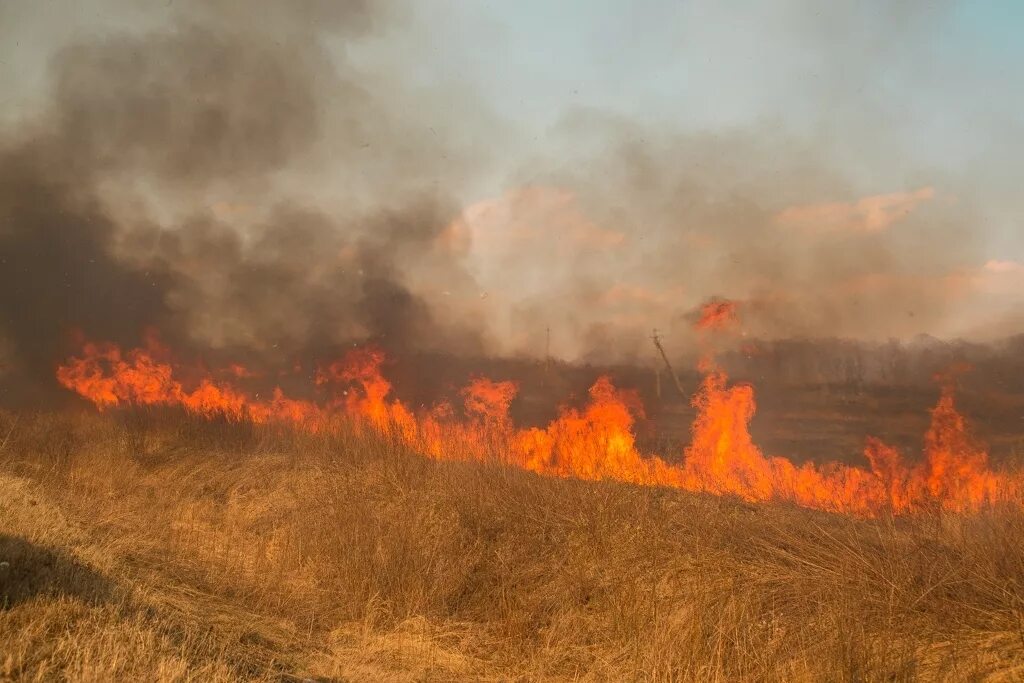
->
[[718, 335, 1024, 391]]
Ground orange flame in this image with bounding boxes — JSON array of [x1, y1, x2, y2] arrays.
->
[[462, 377, 518, 429], [696, 299, 740, 332], [920, 380, 998, 507], [517, 377, 660, 482], [56, 340, 321, 426], [56, 336, 1023, 516]]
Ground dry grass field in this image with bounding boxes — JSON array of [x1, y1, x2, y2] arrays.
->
[[3, 408, 1024, 681]]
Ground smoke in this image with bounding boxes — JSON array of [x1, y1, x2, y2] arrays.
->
[[424, 2, 1019, 363], [0, 142, 170, 402], [456, 116, 996, 361], [0, 1, 1018, 403], [0, 0, 488, 402], [544, 116, 985, 351]]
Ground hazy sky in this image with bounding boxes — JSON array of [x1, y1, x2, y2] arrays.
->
[[1, 1, 1022, 360], [406, 1, 1022, 243]]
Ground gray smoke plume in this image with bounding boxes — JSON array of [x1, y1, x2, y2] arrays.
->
[[0, 0, 493, 403], [0, 1, 1019, 404]]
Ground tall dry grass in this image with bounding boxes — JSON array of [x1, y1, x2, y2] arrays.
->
[[2, 407, 1024, 681]]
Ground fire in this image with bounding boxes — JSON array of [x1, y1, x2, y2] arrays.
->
[[316, 347, 391, 425], [682, 369, 773, 500], [462, 377, 518, 429], [315, 346, 417, 439], [56, 335, 1024, 516], [920, 380, 998, 507], [678, 364, 1014, 514], [696, 299, 739, 331], [515, 377, 665, 483], [56, 339, 322, 426]]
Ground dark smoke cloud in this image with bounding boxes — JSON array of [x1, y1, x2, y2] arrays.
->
[[52, 28, 324, 186], [0, 0, 486, 403], [0, 0, 1016, 404], [138, 197, 484, 358], [0, 142, 169, 403]]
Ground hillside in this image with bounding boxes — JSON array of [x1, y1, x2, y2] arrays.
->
[[2, 409, 1024, 681]]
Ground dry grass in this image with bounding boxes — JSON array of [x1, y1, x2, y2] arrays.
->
[[2, 408, 1024, 681]]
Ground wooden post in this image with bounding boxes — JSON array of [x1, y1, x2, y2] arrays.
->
[[651, 329, 686, 399], [544, 326, 551, 383]]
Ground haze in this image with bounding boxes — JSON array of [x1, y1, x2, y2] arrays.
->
[[0, 0, 1021, 370]]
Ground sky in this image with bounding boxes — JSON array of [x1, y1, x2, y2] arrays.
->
[[0, 0, 1022, 362], [404, 1, 1023, 243], [350, 1, 1024, 352]]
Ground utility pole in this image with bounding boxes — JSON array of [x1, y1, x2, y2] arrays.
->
[[651, 329, 686, 399], [545, 326, 551, 377]]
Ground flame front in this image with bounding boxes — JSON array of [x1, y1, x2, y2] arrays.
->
[[56, 339, 322, 426], [56, 337, 1023, 516]]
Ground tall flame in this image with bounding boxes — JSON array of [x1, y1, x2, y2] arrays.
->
[[55, 335, 1022, 516], [462, 377, 518, 430]]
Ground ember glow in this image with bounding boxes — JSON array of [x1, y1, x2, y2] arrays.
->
[[57, 333, 1023, 516], [696, 299, 740, 332]]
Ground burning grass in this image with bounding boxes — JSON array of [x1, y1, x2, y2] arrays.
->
[[2, 409, 1024, 681], [55, 337, 1024, 515]]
